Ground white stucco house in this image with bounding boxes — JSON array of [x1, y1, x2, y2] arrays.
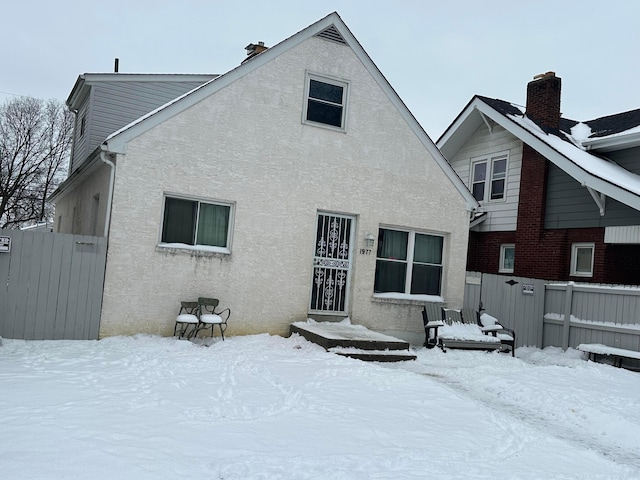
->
[[51, 12, 478, 344]]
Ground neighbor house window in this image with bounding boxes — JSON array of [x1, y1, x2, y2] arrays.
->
[[303, 74, 348, 129], [471, 153, 508, 202], [571, 243, 594, 277], [374, 228, 444, 296], [499, 244, 515, 273], [161, 195, 232, 250]]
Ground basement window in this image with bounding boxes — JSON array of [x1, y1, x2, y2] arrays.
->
[[303, 74, 348, 130], [571, 243, 594, 277]]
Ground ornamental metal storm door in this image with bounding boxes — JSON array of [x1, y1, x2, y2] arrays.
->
[[309, 213, 355, 314]]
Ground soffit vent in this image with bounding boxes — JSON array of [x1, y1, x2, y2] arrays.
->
[[315, 25, 348, 46]]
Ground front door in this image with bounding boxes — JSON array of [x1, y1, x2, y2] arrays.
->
[[309, 213, 355, 314]]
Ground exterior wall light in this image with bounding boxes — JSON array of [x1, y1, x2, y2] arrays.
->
[[364, 232, 376, 248]]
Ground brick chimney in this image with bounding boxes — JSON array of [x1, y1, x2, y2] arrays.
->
[[515, 72, 565, 279], [242, 41, 268, 64], [525, 71, 561, 133]]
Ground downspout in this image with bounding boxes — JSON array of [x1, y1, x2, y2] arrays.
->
[[99, 145, 115, 238]]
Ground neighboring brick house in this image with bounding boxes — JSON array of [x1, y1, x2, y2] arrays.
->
[[50, 12, 477, 343], [438, 72, 640, 284]]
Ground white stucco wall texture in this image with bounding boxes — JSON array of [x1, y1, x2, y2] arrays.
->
[[99, 37, 471, 344]]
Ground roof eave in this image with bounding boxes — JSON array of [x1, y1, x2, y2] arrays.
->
[[470, 101, 640, 211], [582, 131, 640, 152]]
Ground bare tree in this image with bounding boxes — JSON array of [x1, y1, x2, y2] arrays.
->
[[0, 96, 72, 228]]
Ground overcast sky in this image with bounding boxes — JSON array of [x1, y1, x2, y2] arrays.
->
[[2, 0, 638, 138]]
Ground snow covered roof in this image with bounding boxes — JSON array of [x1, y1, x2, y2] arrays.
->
[[437, 96, 640, 211]]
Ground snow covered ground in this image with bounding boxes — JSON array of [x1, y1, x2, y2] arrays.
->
[[2, 333, 640, 479]]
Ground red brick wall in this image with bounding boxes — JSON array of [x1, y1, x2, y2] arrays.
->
[[467, 230, 516, 273]]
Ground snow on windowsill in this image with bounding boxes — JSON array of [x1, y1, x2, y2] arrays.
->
[[372, 292, 444, 305], [156, 243, 230, 257]]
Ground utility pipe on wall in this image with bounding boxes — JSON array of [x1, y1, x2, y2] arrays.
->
[[99, 146, 116, 238]]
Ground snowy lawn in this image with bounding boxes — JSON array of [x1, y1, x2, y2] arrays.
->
[[2, 333, 640, 479]]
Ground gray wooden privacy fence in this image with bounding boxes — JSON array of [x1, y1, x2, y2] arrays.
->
[[0, 229, 107, 340], [464, 272, 640, 352]]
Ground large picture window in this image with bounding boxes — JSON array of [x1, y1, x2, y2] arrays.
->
[[304, 74, 348, 129], [161, 196, 232, 250], [471, 153, 508, 202], [374, 228, 444, 296]]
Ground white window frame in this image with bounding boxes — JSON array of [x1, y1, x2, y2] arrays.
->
[[159, 193, 234, 254], [374, 227, 446, 298], [499, 244, 515, 273], [470, 151, 509, 203], [571, 243, 595, 277], [302, 72, 349, 132]]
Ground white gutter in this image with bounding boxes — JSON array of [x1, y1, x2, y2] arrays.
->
[[99, 145, 116, 238], [582, 130, 640, 153]]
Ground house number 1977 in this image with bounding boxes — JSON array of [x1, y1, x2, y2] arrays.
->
[[359, 248, 372, 255]]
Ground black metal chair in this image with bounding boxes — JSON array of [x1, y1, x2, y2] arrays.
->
[[174, 301, 200, 339], [193, 297, 231, 340]]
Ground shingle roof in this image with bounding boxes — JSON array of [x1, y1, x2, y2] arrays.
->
[[476, 95, 640, 142], [583, 109, 640, 138]]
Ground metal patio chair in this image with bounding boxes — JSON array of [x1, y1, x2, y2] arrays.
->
[[174, 301, 200, 339], [193, 297, 231, 340]]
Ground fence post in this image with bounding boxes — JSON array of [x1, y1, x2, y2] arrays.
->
[[562, 282, 574, 350]]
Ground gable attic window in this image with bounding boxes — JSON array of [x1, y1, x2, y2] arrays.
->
[[303, 74, 348, 130], [471, 152, 508, 202], [374, 228, 444, 296], [160, 195, 233, 253]]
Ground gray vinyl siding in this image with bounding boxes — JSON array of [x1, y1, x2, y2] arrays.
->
[[70, 95, 91, 172], [545, 146, 640, 228], [448, 122, 522, 231], [611, 146, 640, 174], [71, 80, 209, 173]]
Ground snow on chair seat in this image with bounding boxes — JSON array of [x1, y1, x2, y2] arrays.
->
[[437, 308, 502, 353], [193, 297, 231, 340], [475, 310, 516, 357], [174, 301, 200, 339]]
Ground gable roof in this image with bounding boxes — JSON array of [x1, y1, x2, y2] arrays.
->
[[437, 96, 640, 211], [96, 11, 477, 211]]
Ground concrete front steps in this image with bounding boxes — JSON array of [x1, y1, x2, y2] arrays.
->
[[290, 320, 416, 362]]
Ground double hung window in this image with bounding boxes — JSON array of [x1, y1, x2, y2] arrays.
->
[[304, 74, 348, 129], [471, 153, 508, 202], [374, 228, 444, 296], [161, 195, 232, 250]]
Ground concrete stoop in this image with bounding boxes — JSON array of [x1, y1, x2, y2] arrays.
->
[[290, 321, 416, 362]]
